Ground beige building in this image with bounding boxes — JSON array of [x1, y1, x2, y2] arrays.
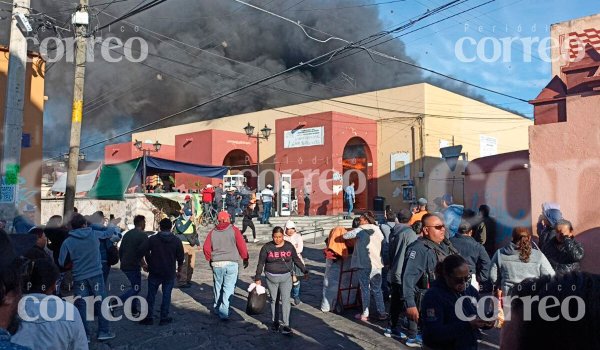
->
[[127, 83, 531, 210]]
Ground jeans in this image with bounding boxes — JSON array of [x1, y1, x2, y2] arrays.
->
[[227, 206, 236, 224], [357, 268, 385, 317], [346, 197, 354, 215], [291, 280, 300, 299], [73, 274, 110, 336], [320, 259, 341, 312], [266, 273, 292, 326], [101, 262, 110, 285], [119, 269, 142, 312], [212, 262, 239, 319], [146, 275, 175, 320], [262, 202, 272, 224]]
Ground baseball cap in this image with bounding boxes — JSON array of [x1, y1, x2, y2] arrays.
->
[[266, 184, 273, 188], [285, 220, 296, 229], [442, 194, 453, 205], [217, 211, 230, 222], [228, 186, 236, 191], [207, 184, 213, 188], [184, 194, 191, 200], [183, 208, 192, 217], [23, 204, 36, 212], [417, 198, 428, 206]]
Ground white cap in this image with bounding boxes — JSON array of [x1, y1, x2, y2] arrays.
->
[[127, 224, 135, 230], [207, 184, 213, 188], [285, 220, 296, 229], [266, 184, 273, 188], [228, 186, 236, 191]]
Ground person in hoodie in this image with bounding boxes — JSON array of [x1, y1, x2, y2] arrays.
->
[[536, 204, 563, 249], [384, 210, 418, 338], [420, 254, 491, 350], [139, 218, 184, 326], [450, 221, 491, 291], [12, 258, 88, 350], [203, 211, 249, 321], [343, 211, 388, 322], [490, 227, 555, 296], [440, 194, 463, 238], [43, 216, 70, 296], [284, 220, 305, 306], [23, 227, 51, 261], [87, 211, 121, 284], [58, 213, 117, 342]]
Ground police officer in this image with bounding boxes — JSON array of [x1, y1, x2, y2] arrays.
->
[[402, 213, 459, 347], [450, 220, 491, 291], [420, 254, 492, 349]]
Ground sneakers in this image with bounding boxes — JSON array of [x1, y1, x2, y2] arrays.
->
[[97, 331, 116, 341], [405, 334, 423, 348], [253, 238, 260, 243], [159, 317, 173, 326], [139, 317, 154, 325], [383, 328, 407, 339], [280, 325, 292, 335], [243, 235, 249, 243], [270, 321, 280, 332], [354, 313, 368, 321]]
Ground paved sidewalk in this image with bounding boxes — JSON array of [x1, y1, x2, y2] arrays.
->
[[89, 235, 500, 350]]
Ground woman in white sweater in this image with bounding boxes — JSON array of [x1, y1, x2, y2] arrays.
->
[[490, 227, 555, 296], [284, 220, 305, 306]]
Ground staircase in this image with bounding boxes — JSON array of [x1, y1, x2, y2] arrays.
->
[[239, 215, 355, 243]]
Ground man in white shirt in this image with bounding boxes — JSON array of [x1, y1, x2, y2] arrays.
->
[[260, 184, 274, 225], [12, 258, 88, 349]]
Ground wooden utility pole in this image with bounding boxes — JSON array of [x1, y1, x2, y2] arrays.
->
[[63, 0, 89, 220], [1, 0, 31, 209]]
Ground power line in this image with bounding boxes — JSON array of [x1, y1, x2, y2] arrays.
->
[[290, 0, 406, 11], [92, 0, 165, 33]]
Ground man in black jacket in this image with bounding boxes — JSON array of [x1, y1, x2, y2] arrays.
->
[[450, 220, 491, 291], [117, 215, 149, 317], [139, 218, 184, 326], [541, 219, 584, 274]]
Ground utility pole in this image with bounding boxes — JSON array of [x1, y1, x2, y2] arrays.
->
[[63, 0, 89, 220], [1, 0, 31, 212]]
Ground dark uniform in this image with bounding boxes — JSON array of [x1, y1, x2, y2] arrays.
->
[[450, 234, 491, 285], [402, 238, 458, 338], [420, 279, 480, 350]]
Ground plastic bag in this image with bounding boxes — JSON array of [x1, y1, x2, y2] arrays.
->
[[246, 288, 267, 315]]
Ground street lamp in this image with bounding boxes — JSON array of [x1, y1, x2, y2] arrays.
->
[[243, 123, 271, 188], [134, 139, 162, 193]]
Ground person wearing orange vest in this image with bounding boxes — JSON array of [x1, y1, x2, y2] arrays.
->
[[408, 198, 428, 225]]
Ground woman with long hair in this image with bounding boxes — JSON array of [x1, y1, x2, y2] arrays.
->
[[255, 226, 308, 335], [490, 227, 555, 295]]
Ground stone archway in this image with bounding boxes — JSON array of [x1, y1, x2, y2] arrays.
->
[[223, 149, 255, 189], [342, 137, 373, 212]]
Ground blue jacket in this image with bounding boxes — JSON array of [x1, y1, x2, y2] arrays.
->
[[421, 280, 481, 350], [443, 205, 464, 238], [58, 227, 115, 281], [12, 215, 34, 234]]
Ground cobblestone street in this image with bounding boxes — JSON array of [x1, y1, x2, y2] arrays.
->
[[89, 233, 500, 350]]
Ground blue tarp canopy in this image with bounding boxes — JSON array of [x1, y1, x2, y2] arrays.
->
[[144, 156, 228, 178]]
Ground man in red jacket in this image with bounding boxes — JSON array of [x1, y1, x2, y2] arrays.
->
[[201, 184, 216, 215], [203, 211, 249, 320]]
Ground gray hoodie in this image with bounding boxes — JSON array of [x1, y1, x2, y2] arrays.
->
[[388, 226, 418, 285], [343, 224, 384, 270], [490, 243, 555, 295], [59, 227, 116, 281]]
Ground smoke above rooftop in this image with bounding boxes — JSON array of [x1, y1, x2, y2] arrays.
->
[[1, 0, 500, 160]]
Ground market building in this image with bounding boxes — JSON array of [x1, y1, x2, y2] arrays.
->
[[105, 83, 531, 215]]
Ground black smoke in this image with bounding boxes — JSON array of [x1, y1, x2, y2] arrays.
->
[[0, 0, 515, 160]]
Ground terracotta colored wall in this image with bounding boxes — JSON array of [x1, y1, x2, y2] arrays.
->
[[275, 112, 377, 215], [465, 151, 532, 251], [104, 142, 176, 164], [529, 93, 600, 274]]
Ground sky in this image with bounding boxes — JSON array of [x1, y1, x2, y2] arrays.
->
[[1, 0, 599, 159], [378, 0, 600, 117]]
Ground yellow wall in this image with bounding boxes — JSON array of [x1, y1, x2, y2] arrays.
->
[[0, 47, 45, 220], [132, 83, 531, 209]]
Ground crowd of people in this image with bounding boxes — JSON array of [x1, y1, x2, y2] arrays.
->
[[0, 195, 597, 350]]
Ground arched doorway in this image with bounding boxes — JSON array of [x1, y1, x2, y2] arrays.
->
[[342, 137, 372, 212], [223, 149, 255, 188]]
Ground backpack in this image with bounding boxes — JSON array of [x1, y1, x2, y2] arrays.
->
[[106, 241, 119, 266]]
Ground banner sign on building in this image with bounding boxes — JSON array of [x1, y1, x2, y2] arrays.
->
[[390, 152, 410, 181], [284, 127, 324, 148], [480, 135, 498, 157]]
